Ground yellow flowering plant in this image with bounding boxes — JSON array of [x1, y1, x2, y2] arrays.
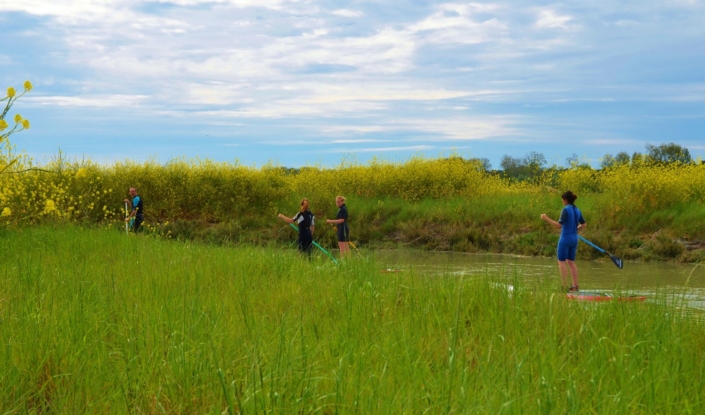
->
[[1, 81, 33, 173]]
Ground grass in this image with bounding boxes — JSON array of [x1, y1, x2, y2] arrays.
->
[[0, 225, 703, 413]]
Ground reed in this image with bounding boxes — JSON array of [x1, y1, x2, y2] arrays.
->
[[0, 226, 702, 413]]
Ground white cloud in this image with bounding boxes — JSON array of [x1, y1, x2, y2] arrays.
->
[[535, 10, 573, 29], [331, 9, 363, 18], [320, 145, 436, 154], [26, 95, 149, 108]]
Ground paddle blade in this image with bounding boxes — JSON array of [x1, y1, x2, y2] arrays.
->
[[610, 254, 624, 269]]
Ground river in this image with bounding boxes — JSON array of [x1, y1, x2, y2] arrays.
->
[[373, 250, 705, 311]]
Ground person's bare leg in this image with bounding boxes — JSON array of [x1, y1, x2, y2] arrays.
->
[[558, 260, 569, 288], [567, 260, 579, 288], [339, 242, 350, 257]]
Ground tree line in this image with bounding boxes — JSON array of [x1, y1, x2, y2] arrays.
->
[[495, 142, 696, 180]]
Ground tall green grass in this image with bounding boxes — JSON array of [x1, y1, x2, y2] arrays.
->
[[0, 226, 703, 413]]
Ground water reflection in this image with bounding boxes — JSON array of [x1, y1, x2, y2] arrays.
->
[[373, 250, 705, 310]]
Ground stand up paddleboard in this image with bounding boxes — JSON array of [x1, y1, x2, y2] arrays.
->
[[566, 291, 646, 302]]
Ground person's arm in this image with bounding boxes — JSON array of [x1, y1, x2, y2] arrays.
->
[[326, 219, 345, 224], [277, 213, 295, 224], [310, 216, 315, 235], [540, 214, 562, 229]]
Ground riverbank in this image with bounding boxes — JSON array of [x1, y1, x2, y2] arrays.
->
[[1, 226, 703, 413], [159, 194, 705, 263], [2, 156, 704, 262]]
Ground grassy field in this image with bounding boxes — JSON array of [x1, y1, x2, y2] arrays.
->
[[1, 226, 703, 413]]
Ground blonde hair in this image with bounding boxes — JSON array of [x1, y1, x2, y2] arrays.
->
[[336, 196, 346, 203], [300, 198, 309, 212]]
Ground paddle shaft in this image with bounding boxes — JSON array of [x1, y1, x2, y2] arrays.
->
[[578, 235, 605, 253], [578, 235, 623, 269], [288, 223, 338, 264], [124, 203, 129, 235]]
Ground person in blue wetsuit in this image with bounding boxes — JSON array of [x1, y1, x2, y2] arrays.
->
[[278, 198, 315, 258], [326, 196, 350, 258], [123, 187, 144, 232], [541, 190, 586, 292]]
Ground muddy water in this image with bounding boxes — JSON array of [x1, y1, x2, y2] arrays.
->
[[373, 250, 705, 310]]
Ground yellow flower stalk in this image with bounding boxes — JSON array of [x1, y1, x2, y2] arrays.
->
[[75, 168, 87, 179], [43, 199, 57, 214]]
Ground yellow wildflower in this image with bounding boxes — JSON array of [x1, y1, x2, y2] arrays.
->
[[75, 168, 87, 179], [1, 207, 11, 217], [14, 114, 22, 123], [0, 119, 7, 131], [24, 81, 33, 91], [22, 120, 30, 129], [43, 199, 56, 214], [6, 87, 15, 98]]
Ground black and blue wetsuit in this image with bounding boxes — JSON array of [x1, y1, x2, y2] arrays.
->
[[336, 203, 349, 242], [557, 204, 585, 261], [130, 195, 144, 232], [293, 210, 314, 256]]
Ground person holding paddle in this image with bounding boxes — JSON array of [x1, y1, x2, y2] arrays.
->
[[278, 198, 315, 258], [326, 196, 350, 258], [541, 190, 586, 292], [123, 187, 144, 233]]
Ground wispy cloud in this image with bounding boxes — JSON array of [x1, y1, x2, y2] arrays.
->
[[3, 0, 704, 167], [535, 10, 573, 30]]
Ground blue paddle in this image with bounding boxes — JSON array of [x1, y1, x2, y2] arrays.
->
[[578, 235, 623, 269]]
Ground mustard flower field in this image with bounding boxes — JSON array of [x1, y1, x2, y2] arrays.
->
[[1, 153, 704, 262]]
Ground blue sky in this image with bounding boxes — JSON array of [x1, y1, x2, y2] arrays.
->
[[2, 0, 704, 168]]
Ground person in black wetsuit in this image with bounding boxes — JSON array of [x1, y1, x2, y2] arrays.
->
[[278, 198, 315, 257], [326, 195, 350, 258]]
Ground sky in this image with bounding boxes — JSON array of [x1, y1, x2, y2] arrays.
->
[[2, 0, 704, 169]]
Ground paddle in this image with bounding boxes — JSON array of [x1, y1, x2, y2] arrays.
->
[[288, 223, 338, 264], [578, 235, 623, 269], [124, 202, 129, 235]]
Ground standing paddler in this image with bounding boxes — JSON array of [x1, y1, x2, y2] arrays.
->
[[278, 198, 315, 258], [123, 187, 144, 233], [541, 190, 586, 292], [326, 195, 350, 258]]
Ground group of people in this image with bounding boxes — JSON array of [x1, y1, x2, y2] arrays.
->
[[123, 186, 586, 292], [277, 196, 351, 259], [277, 191, 587, 292]]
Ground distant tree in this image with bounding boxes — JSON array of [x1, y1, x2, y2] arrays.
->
[[523, 151, 546, 169], [645, 142, 692, 165], [601, 153, 616, 169], [468, 157, 492, 171], [476, 157, 492, 171], [500, 152, 546, 180], [615, 151, 630, 165], [566, 153, 580, 168], [631, 151, 645, 166], [500, 155, 521, 172]]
